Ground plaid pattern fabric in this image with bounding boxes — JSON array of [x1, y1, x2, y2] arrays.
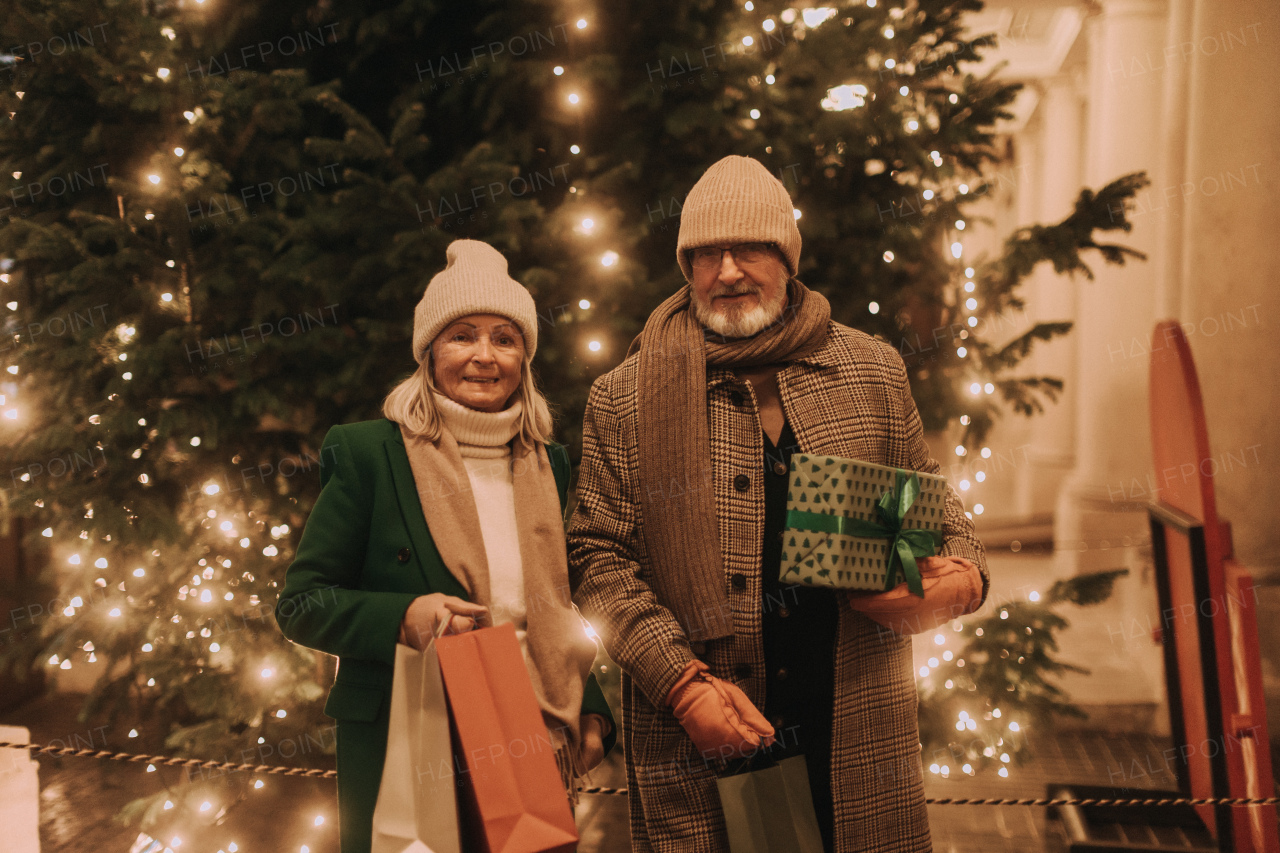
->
[[568, 323, 988, 853]]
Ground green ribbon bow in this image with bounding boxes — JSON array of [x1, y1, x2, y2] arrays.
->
[[783, 469, 941, 597]]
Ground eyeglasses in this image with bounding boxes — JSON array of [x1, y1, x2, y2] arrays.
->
[[689, 242, 776, 270]]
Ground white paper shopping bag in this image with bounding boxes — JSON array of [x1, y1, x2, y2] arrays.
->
[[371, 640, 460, 853]]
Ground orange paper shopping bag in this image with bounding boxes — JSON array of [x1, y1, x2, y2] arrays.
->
[[435, 623, 578, 853]]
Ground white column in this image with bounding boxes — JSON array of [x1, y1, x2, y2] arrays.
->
[[0, 726, 40, 853], [1016, 71, 1086, 519], [1150, 0, 1194, 319], [1052, 0, 1170, 712]]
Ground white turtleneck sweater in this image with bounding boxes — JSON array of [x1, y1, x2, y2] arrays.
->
[[433, 393, 528, 650]]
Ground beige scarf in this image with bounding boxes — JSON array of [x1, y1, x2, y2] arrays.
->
[[630, 278, 832, 640], [401, 404, 599, 799]]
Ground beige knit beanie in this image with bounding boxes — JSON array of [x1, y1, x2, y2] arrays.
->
[[412, 239, 539, 364], [675, 155, 802, 281]]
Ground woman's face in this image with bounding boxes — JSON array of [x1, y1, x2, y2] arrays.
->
[[430, 313, 526, 413]]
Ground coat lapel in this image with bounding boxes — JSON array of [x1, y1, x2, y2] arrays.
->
[[382, 433, 470, 599], [779, 339, 874, 462]]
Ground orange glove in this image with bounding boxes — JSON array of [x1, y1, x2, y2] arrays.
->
[[848, 555, 982, 636], [666, 660, 776, 759]]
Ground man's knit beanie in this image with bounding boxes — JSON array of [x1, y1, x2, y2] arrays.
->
[[675, 155, 802, 281]]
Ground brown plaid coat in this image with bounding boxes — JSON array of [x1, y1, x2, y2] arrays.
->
[[567, 322, 989, 852]]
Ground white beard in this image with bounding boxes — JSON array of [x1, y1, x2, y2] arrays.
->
[[694, 279, 789, 339]]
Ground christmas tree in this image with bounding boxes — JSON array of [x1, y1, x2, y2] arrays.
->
[[916, 569, 1129, 781], [0, 0, 1144, 837]]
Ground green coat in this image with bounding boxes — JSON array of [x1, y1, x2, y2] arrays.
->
[[275, 417, 616, 853]]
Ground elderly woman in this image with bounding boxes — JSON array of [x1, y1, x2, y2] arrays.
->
[[276, 239, 615, 853]]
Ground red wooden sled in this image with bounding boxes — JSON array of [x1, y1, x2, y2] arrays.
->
[[1147, 320, 1278, 853]]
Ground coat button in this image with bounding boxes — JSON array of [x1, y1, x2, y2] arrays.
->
[[772, 461, 788, 476], [733, 474, 750, 492], [730, 390, 745, 407], [778, 607, 791, 618], [734, 663, 752, 680], [397, 548, 411, 563], [731, 573, 747, 590], [776, 667, 788, 680], [691, 641, 707, 656], [772, 715, 785, 730]]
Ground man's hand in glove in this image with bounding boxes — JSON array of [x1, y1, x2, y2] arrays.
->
[[666, 659, 776, 760], [847, 555, 982, 636]]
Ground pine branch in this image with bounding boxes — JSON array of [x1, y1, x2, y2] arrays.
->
[[976, 172, 1150, 315]]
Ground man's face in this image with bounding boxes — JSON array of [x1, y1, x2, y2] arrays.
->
[[689, 242, 790, 338]]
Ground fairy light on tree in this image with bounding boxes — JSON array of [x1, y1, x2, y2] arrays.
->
[[917, 570, 1127, 778]]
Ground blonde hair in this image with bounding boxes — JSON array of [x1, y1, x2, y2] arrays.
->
[[381, 349, 555, 451]]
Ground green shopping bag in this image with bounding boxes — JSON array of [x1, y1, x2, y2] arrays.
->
[[716, 754, 825, 853]]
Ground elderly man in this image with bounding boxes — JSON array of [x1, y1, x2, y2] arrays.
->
[[567, 155, 988, 852]]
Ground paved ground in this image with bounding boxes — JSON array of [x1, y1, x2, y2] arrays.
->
[[575, 727, 1194, 853], [4, 688, 1208, 853], [1, 691, 339, 853]]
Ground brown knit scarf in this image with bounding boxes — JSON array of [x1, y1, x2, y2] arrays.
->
[[402, 425, 599, 799], [630, 278, 832, 641]]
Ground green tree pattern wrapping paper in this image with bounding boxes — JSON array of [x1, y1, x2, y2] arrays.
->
[[780, 455, 947, 590]]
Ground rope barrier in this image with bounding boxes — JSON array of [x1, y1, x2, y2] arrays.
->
[[0, 741, 337, 779], [5, 742, 1279, 807]]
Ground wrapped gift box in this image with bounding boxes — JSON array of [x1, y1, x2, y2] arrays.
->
[[779, 454, 947, 591]]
